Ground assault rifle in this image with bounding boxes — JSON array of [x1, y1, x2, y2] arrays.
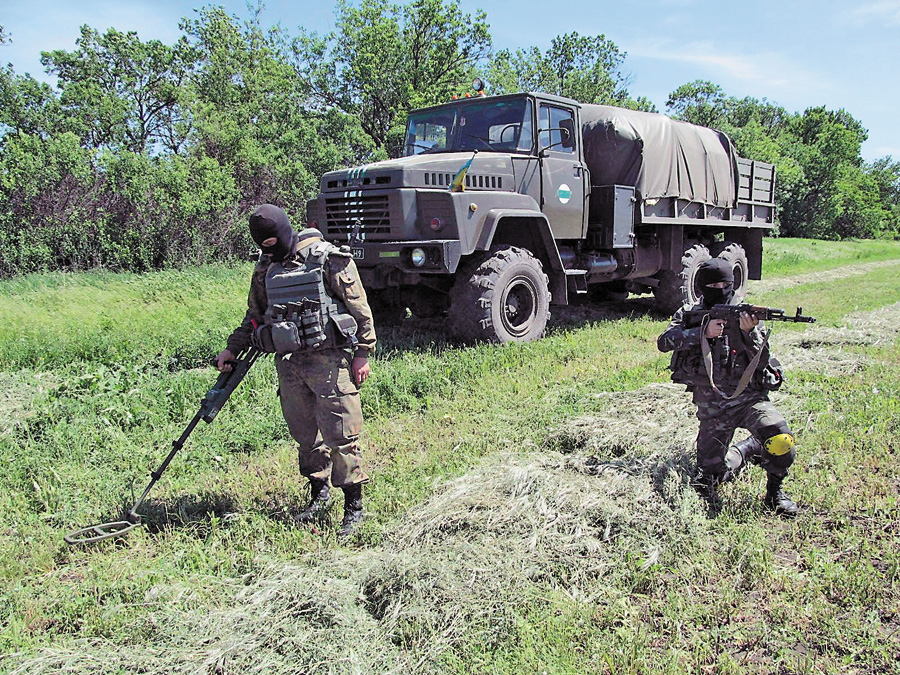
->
[[683, 304, 816, 329], [64, 346, 263, 544]]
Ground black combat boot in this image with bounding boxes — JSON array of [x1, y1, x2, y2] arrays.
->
[[763, 473, 798, 518], [295, 478, 331, 524], [723, 437, 763, 482], [692, 468, 723, 514], [337, 483, 364, 540]]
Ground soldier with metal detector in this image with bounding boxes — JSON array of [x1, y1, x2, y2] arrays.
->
[[216, 204, 376, 540], [657, 258, 814, 517]]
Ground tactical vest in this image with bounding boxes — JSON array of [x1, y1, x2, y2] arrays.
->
[[253, 240, 359, 355], [669, 329, 782, 393]]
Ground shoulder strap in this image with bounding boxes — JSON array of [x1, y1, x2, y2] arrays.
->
[[699, 315, 771, 400]]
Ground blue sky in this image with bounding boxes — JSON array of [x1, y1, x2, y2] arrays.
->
[[2, 0, 898, 161]]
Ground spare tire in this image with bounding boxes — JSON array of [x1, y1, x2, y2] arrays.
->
[[710, 242, 749, 303]]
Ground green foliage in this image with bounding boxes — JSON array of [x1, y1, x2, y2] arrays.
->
[[294, 0, 491, 150], [3, 5, 900, 279], [487, 32, 632, 106], [41, 25, 198, 154]]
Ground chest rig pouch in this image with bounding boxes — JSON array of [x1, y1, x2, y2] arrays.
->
[[254, 242, 358, 355]]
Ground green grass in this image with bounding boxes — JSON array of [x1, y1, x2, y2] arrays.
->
[[760, 237, 900, 277], [1, 238, 899, 673]]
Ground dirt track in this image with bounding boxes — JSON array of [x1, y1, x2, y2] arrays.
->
[[746, 258, 900, 295]]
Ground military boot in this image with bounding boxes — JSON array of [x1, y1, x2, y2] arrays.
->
[[337, 483, 364, 541], [692, 468, 723, 514], [763, 473, 798, 518], [294, 478, 332, 524], [723, 437, 762, 482]]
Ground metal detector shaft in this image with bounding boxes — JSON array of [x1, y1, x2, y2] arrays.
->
[[127, 346, 263, 520], [127, 408, 205, 520], [65, 346, 263, 544]]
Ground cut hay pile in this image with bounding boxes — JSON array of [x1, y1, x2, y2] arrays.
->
[[774, 301, 900, 377], [10, 451, 708, 674]]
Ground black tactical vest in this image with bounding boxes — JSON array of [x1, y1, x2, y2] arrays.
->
[[253, 240, 359, 354], [669, 328, 780, 393]]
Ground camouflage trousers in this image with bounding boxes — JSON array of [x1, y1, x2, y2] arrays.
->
[[275, 348, 368, 488], [695, 394, 795, 478]]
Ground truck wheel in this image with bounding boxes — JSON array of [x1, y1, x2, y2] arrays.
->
[[449, 246, 551, 343], [652, 243, 711, 314], [711, 242, 749, 303]]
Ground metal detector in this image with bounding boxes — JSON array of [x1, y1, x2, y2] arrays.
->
[[64, 347, 263, 545]]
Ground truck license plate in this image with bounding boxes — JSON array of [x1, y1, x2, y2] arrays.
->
[[351, 247, 364, 260]]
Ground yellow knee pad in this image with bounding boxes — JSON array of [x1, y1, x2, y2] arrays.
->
[[764, 433, 794, 456]]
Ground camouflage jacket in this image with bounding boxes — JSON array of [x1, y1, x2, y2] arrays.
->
[[657, 304, 769, 404], [226, 240, 376, 358]]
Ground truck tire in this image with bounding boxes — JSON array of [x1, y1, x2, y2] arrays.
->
[[710, 242, 749, 303], [449, 246, 551, 343], [653, 243, 711, 314]]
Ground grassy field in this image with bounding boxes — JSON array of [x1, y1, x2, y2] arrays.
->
[[0, 237, 899, 674]]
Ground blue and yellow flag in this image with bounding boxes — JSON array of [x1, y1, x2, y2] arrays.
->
[[449, 151, 477, 192]]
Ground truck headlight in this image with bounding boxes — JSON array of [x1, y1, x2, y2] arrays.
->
[[410, 247, 427, 267]]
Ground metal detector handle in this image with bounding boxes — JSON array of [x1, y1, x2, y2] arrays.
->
[[202, 346, 262, 423]]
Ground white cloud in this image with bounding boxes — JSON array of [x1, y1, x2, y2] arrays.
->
[[850, 1, 900, 25], [626, 40, 828, 94]]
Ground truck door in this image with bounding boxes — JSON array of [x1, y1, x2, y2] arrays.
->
[[538, 103, 586, 239]]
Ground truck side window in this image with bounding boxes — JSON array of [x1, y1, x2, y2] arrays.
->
[[539, 105, 576, 154]]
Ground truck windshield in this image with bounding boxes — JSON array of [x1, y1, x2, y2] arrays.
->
[[404, 98, 534, 156]]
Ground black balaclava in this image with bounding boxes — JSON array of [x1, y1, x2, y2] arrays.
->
[[248, 204, 298, 262], [695, 258, 734, 307]]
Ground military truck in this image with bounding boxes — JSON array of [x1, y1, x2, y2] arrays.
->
[[306, 87, 776, 342]]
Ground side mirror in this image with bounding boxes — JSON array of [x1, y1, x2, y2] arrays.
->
[[538, 120, 577, 156], [559, 119, 575, 149]]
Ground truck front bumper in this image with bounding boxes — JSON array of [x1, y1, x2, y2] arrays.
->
[[348, 240, 463, 283]]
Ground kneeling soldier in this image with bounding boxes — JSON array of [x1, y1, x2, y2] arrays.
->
[[216, 204, 376, 539], [657, 258, 798, 517]]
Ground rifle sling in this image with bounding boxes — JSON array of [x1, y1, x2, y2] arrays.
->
[[699, 315, 771, 401]]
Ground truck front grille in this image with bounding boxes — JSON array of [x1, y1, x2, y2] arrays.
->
[[325, 194, 391, 237]]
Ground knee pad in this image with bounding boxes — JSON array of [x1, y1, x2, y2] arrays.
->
[[764, 433, 794, 456]]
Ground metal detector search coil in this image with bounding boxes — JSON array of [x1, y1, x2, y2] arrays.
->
[[64, 519, 141, 545]]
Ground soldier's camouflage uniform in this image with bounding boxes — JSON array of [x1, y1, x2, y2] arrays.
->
[[226, 241, 376, 488], [658, 305, 795, 480]]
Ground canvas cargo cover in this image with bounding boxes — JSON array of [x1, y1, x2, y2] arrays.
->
[[581, 104, 739, 208]]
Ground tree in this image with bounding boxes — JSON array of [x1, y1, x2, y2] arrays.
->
[[487, 32, 631, 105], [41, 26, 198, 154], [294, 0, 491, 149], [666, 80, 728, 128]]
